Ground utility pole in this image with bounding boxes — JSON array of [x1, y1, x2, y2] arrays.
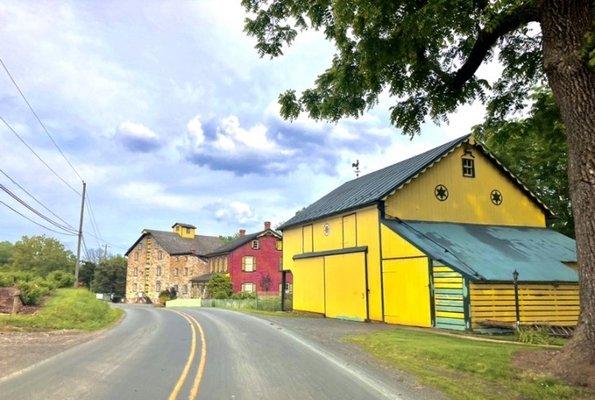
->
[[104, 244, 108, 260], [74, 181, 86, 287]]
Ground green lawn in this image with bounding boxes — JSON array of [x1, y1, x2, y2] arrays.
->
[[0, 288, 123, 331], [346, 328, 587, 400]]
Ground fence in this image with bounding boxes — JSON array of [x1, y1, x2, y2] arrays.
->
[[201, 295, 283, 312]]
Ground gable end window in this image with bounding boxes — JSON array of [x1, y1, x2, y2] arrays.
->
[[251, 240, 260, 250], [462, 158, 475, 177]]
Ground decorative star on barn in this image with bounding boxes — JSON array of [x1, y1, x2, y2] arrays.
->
[[491, 190, 503, 205], [434, 184, 449, 201]]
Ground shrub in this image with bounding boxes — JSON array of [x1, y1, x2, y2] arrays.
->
[[207, 274, 233, 299], [158, 290, 172, 304], [231, 291, 257, 300], [46, 270, 75, 288], [18, 280, 51, 305], [0, 272, 15, 287]]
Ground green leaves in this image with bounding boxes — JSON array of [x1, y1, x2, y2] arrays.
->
[[242, 0, 542, 135]]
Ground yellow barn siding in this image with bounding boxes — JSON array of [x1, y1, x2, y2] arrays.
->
[[380, 224, 425, 259], [282, 206, 382, 321], [312, 215, 343, 252], [355, 207, 382, 321], [292, 257, 325, 314], [342, 214, 357, 248], [385, 145, 546, 227], [382, 257, 432, 327], [302, 225, 313, 253], [470, 283, 580, 327], [282, 227, 302, 272], [324, 253, 367, 321]]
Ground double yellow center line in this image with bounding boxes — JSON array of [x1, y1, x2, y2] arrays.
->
[[168, 311, 207, 400]]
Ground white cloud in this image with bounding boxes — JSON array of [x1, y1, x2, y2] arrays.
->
[[212, 200, 258, 224], [186, 115, 205, 148], [115, 121, 160, 152]]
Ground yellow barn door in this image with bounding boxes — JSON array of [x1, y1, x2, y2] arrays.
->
[[383, 257, 432, 327], [324, 253, 367, 321]]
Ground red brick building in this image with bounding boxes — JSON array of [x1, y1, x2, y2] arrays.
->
[[192, 222, 291, 297]]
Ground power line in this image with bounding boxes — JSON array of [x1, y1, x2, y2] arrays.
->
[[0, 167, 76, 231], [0, 199, 77, 236], [0, 183, 77, 233], [0, 56, 83, 182], [0, 116, 81, 195]]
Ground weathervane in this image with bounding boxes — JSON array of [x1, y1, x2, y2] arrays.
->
[[352, 160, 360, 178]]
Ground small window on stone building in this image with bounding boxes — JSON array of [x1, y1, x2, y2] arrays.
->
[[462, 158, 475, 177], [158, 250, 163, 260], [135, 251, 139, 261], [156, 281, 161, 292], [174, 268, 179, 276], [251, 240, 260, 250], [132, 283, 137, 291], [156, 266, 161, 276], [182, 284, 188, 294]]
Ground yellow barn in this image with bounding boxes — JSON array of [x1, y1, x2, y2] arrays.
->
[[279, 135, 579, 331]]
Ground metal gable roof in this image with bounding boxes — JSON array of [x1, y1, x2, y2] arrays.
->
[[125, 230, 223, 256], [205, 229, 281, 256], [279, 135, 470, 230], [382, 219, 578, 282]]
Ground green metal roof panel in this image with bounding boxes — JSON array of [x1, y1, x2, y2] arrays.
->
[[382, 220, 578, 282], [279, 135, 470, 229]]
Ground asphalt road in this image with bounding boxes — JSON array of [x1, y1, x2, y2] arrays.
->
[[0, 306, 410, 400]]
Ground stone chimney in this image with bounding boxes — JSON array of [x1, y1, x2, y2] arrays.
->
[[264, 221, 271, 230], [239, 229, 246, 237]]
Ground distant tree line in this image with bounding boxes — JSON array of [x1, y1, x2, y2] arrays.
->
[[0, 235, 126, 300]]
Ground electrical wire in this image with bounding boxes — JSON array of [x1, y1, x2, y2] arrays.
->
[[0, 183, 77, 233], [0, 167, 76, 230], [0, 56, 83, 182], [0, 199, 77, 236], [0, 116, 81, 195]]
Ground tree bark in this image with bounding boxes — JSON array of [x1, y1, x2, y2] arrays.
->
[[540, 0, 595, 383]]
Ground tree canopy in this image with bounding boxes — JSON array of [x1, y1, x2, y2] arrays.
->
[[91, 256, 127, 296], [9, 235, 75, 276], [242, 0, 551, 134]]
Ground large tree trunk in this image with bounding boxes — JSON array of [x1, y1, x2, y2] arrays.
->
[[540, 0, 595, 385]]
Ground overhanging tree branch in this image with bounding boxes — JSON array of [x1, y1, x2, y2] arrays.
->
[[448, 3, 540, 92]]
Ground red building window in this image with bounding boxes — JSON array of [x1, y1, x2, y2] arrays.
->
[[242, 256, 255, 272]]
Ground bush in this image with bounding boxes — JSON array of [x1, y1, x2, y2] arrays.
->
[[46, 270, 75, 288], [158, 290, 172, 304], [17, 280, 51, 305], [0, 272, 15, 287], [207, 274, 233, 299], [231, 291, 257, 300], [0, 288, 123, 331]]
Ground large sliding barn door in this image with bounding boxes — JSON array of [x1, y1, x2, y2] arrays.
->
[[383, 257, 432, 327], [324, 253, 367, 321]]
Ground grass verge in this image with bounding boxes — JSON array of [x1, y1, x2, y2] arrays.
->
[[0, 288, 123, 331], [346, 328, 588, 400]]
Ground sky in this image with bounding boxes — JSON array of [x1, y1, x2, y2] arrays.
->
[[0, 1, 499, 254]]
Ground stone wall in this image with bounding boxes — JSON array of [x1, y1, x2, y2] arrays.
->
[[125, 235, 209, 302]]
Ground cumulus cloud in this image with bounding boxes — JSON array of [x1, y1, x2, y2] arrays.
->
[[186, 115, 205, 148], [116, 121, 160, 152], [205, 200, 259, 224]]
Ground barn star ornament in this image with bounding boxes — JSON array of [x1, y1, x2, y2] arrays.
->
[[434, 184, 449, 201], [491, 190, 503, 205]]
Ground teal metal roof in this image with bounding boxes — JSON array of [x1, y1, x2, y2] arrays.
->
[[382, 219, 578, 282]]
